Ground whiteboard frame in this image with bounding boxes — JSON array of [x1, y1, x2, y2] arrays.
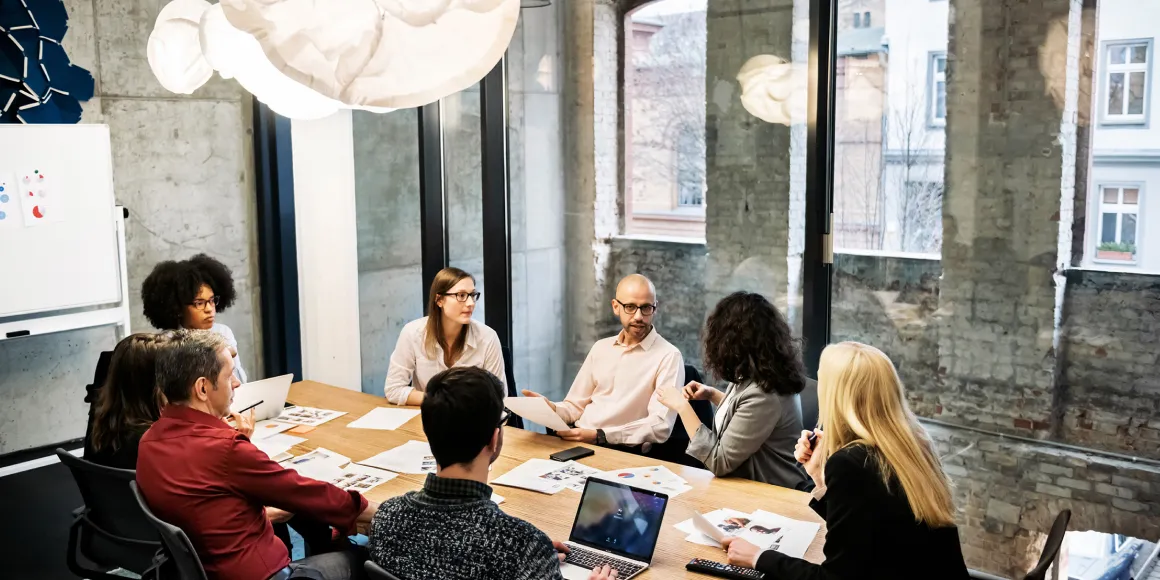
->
[[0, 207, 131, 343]]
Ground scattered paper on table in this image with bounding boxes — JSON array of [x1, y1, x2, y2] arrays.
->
[[491, 458, 598, 494], [276, 406, 347, 427], [675, 508, 821, 558], [593, 465, 692, 498], [357, 440, 437, 475], [253, 433, 307, 461], [252, 420, 294, 440], [270, 451, 294, 463], [284, 447, 350, 482], [328, 464, 398, 493], [502, 396, 571, 432], [347, 407, 420, 431], [491, 493, 505, 505]]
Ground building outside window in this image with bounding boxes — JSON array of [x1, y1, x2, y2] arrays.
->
[[1095, 185, 1141, 263], [1102, 41, 1150, 124]]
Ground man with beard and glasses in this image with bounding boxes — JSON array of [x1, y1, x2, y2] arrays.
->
[[522, 274, 684, 449]]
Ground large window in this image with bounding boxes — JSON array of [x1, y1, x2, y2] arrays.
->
[[928, 52, 947, 126], [1102, 41, 1150, 124], [624, 0, 708, 240], [1095, 185, 1141, 263]]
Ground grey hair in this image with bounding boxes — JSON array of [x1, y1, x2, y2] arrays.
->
[[157, 329, 230, 405]]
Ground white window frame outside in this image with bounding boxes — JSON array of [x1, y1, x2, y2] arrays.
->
[[1093, 183, 1143, 265], [928, 52, 947, 127], [1100, 40, 1151, 126]]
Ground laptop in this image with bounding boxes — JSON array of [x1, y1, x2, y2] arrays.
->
[[229, 374, 293, 422], [559, 477, 669, 580]]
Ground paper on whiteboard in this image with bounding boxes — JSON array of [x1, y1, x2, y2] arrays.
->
[[347, 407, 420, 431], [18, 169, 58, 227], [503, 396, 570, 431]]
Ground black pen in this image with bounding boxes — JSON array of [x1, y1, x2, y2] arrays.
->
[[236, 400, 264, 415]]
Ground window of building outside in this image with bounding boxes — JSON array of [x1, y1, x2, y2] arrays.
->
[[929, 53, 946, 126], [1094, 185, 1140, 263], [1102, 41, 1149, 124], [624, 0, 707, 241]]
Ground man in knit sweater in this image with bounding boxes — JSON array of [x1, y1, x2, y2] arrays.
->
[[368, 367, 616, 580]]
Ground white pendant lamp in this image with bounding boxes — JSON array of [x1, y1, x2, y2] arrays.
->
[[147, 0, 214, 95]]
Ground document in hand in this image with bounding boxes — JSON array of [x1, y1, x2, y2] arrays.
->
[[346, 407, 420, 431], [502, 396, 571, 432], [357, 440, 438, 475], [491, 458, 601, 494], [674, 508, 821, 559]]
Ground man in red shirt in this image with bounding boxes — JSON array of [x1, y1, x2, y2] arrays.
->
[[137, 330, 378, 580]]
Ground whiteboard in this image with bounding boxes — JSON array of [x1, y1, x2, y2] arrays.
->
[[0, 125, 121, 318]]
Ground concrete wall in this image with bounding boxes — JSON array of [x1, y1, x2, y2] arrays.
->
[[0, 0, 260, 454]]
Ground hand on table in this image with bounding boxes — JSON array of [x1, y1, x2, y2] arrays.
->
[[229, 409, 255, 439], [795, 429, 825, 487], [264, 507, 293, 523], [721, 537, 762, 569], [556, 428, 597, 444], [520, 389, 557, 412]]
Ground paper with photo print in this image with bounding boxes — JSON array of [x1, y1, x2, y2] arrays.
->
[[675, 508, 820, 557], [327, 465, 398, 493], [357, 440, 437, 475], [491, 458, 570, 494], [284, 447, 349, 482], [276, 406, 347, 427]]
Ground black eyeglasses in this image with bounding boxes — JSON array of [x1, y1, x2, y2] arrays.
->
[[441, 291, 481, 303], [190, 295, 220, 311], [614, 299, 657, 316], [497, 409, 511, 428]]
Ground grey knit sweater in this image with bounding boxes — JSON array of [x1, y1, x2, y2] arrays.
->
[[369, 474, 565, 580]]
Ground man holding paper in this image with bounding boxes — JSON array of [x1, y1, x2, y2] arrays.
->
[[521, 274, 684, 447], [136, 330, 379, 580], [368, 367, 615, 580]]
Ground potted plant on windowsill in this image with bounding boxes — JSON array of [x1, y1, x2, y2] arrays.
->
[[1096, 242, 1136, 261]]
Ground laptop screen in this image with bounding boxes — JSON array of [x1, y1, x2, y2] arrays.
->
[[568, 477, 669, 563]]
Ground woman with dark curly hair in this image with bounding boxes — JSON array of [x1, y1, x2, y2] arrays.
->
[[657, 291, 809, 488], [141, 254, 246, 382]]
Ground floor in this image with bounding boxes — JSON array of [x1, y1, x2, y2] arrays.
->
[[0, 461, 83, 579]]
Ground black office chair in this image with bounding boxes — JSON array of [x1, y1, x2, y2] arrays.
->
[[56, 449, 161, 579], [501, 344, 525, 430], [643, 364, 714, 469], [364, 560, 404, 580], [968, 509, 1071, 580], [130, 481, 209, 580]]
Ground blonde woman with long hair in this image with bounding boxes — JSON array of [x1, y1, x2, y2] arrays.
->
[[721, 342, 969, 579], [384, 267, 507, 405]]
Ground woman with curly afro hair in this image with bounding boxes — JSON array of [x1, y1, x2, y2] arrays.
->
[[657, 291, 811, 489], [141, 254, 247, 382]]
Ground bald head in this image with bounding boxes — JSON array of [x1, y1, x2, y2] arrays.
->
[[615, 274, 656, 302]]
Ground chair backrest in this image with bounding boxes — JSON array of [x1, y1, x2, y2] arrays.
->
[[364, 560, 404, 580], [501, 344, 525, 430], [1023, 509, 1071, 580], [130, 481, 209, 580], [799, 378, 819, 430]]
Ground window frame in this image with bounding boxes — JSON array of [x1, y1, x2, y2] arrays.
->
[[1092, 182, 1144, 266], [928, 51, 947, 127], [1099, 39, 1153, 127]]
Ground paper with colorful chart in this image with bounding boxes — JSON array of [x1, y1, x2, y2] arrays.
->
[[593, 465, 693, 498], [17, 169, 59, 227], [0, 172, 15, 229]]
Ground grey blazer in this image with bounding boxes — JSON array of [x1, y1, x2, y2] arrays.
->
[[686, 380, 810, 489]]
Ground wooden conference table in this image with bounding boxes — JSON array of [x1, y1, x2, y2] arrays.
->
[[286, 381, 826, 578]]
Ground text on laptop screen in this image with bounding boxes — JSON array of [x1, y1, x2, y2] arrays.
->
[[570, 479, 667, 561]]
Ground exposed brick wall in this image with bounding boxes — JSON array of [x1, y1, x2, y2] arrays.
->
[[1059, 270, 1160, 458]]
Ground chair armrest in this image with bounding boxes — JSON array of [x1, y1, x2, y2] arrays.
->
[[968, 569, 1008, 580], [72, 506, 87, 518]]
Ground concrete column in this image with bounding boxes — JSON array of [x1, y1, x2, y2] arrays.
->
[[292, 111, 362, 391]]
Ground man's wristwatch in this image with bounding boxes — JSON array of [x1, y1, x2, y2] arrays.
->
[[596, 429, 607, 445]]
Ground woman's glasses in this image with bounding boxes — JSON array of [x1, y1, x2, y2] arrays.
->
[[441, 291, 481, 303], [189, 295, 221, 311]]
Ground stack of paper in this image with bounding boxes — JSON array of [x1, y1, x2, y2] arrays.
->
[[357, 440, 437, 475], [284, 447, 350, 481], [492, 459, 603, 494], [593, 466, 693, 498], [674, 508, 821, 559], [347, 407, 420, 431], [276, 406, 347, 427], [253, 433, 306, 463]]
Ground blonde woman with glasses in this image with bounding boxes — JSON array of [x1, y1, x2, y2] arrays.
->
[[721, 342, 970, 579]]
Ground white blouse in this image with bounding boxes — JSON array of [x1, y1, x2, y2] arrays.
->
[[383, 317, 507, 405]]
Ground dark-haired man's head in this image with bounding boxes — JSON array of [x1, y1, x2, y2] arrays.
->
[[421, 367, 506, 473]]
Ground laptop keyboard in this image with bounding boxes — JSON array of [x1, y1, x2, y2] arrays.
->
[[564, 545, 645, 578]]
